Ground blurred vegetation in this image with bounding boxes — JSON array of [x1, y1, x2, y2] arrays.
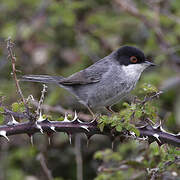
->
[[0, 0, 180, 180]]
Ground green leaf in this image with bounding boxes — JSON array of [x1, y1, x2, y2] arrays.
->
[[12, 102, 25, 112], [94, 151, 103, 160], [57, 117, 65, 121], [130, 126, 140, 137], [98, 123, 105, 132], [116, 125, 122, 132], [12, 102, 20, 112], [122, 102, 130, 108], [0, 107, 4, 113]]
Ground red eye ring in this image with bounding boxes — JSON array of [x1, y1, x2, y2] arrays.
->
[[130, 56, 138, 63]]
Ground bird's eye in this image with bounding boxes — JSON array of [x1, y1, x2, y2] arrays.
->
[[130, 56, 138, 63]]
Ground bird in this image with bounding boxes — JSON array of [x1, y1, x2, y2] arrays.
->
[[21, 46, 155, 116]]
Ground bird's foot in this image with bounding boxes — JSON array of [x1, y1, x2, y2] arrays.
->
[[106, 106, 116, 114], [87, 106, 95, 117]]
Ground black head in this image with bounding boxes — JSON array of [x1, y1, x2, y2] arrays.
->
[[114, 46, 146, 66]]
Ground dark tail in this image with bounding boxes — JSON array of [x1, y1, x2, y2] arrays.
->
[[21, 75, 64, 84]]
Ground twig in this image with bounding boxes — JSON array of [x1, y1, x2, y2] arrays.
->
[[147, 156, 180, 179], [6, 37, 26, 106], [75, 135, 83, 180], [161, 156, 180, 171], [6, 37, 31, 117], [114, 0, 167, 48], [37, 153, 53, 180], [36, 84, 48, 116], [30, 100, 92, 121], [141, 91, 163, 104]]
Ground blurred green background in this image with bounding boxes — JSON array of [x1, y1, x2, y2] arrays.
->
[[0, 0, 180, 179]]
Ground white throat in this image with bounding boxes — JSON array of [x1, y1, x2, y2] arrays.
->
[[122, 64, 147, 79]]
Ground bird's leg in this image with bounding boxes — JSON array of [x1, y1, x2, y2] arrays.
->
[[87, 106, 95, 117], [106, 106, 115, 113]]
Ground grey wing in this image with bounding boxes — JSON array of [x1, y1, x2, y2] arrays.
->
[[59, 59, 109, 85]]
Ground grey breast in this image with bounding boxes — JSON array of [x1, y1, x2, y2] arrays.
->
[[76, 61, 129, 108], [88, 64, 129, 108]]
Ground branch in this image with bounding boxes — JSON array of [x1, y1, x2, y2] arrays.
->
[[36, 84, 48, 116], [6, 37, 26, 107], [141, 91, 163, 104], [37, 153, 53, 180], [30, 100, 92, 121], [6, 37, 32, 117], [147, 156, 180, 180], [75, 135, 83, 180], [0, 112, 179, 147]]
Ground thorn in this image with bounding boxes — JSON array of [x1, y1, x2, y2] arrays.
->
[[36, 122, 44, 134], [37, 111, 45, 122], [81, 125, 89, 132], [111, 141, 114, 150], [0, 130, 9, 141], [72, 111, 78, 121], [50, 126, 56, 132], [130, 131, 136, 137], [68, 133, 72, 145], [153, 133, 161, 144], [46, 132, 53, 145], [30, 135, 34, 146], [77, 119, 83, 123], [48, 136, 51, 145], [63, 112, 70, 122], [7, 115, 19, 125]]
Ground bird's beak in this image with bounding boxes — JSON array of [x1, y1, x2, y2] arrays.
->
[[145, 60, 156, 66]]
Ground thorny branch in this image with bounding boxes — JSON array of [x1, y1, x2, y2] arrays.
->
[[0, 111, 179, 147]]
